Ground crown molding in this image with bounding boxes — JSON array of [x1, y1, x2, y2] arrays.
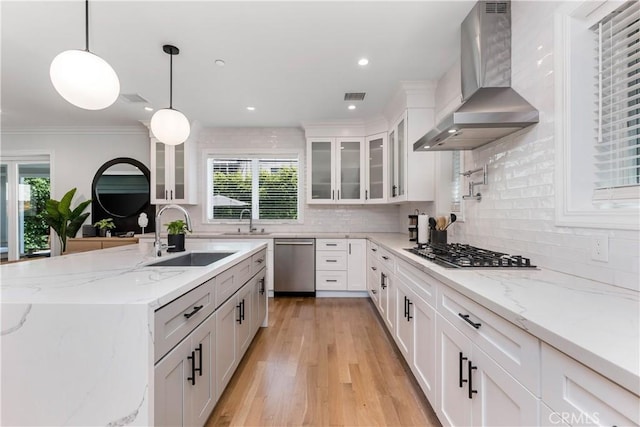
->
[[1, 125, 148, 135]]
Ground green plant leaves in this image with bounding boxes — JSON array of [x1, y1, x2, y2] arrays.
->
[[43, 187, 91, 252]]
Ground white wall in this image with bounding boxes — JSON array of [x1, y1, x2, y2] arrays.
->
[[0, 129, 150, 215], [173, 127, 401, 234], [434, 1, 639, 291]]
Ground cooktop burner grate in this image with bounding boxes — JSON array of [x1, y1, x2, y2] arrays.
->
[[405, 243, 537, 269]]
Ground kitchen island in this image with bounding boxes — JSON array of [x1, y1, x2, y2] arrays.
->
[[1, 240, 267, 426]]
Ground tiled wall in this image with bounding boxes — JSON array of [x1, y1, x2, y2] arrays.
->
[[446, 1, 639, 291], [181, 127, 401, 234]]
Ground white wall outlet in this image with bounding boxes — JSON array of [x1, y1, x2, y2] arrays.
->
[[591, 235, 609, 262]]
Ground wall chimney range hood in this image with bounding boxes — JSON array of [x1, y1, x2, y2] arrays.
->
[[413, 1, 539, 152]]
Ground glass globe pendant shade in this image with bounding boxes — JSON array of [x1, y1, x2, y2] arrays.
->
[[50, 49, 120, 110], [150, 108, 191, 145]]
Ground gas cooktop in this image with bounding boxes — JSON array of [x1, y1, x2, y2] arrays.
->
[[405, 243, 537, 269]]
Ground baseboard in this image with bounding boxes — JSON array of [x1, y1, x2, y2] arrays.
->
[[315, 290, 369, 298]]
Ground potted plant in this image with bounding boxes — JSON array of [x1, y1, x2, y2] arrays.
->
[[43, 188, 91, 254], [93, 218, 116, 237], [165, 219, 190, 252]]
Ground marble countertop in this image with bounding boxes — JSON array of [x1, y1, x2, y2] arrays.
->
[[365, 233, 640, 396], [0, 240, 267, 309]]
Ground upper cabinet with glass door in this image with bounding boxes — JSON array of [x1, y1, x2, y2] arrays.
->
[[365, 132, 387, 203], [388, 109, 436, 202], [306, 137, 365, 204], [150, 135, 198, 205]]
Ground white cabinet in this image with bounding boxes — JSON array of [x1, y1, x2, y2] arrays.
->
[[237, 281, 253, 356], [367, 242, 380, 303], [315, 239, 366, 291], [365, 132, 387, 203], [307, 137, 365, 204], [541, 343, 640, 427], [395, 279, 437, 404], [252, 269, 267, 333], [214, 293, 239, 399], [435, 314, 539, 427], [388, 110, 436, 202], [150, 136, 198, 204], [155, 313, 216, 427], [347, 239, 366, 290]]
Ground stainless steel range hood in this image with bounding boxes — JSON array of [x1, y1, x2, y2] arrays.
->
[[414, 1, 539, 152]]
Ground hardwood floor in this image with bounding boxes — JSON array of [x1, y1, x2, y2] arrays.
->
[[206, 297, 441, 427]]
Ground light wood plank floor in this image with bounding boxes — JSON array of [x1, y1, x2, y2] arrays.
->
[[206, 297, 441, 427]]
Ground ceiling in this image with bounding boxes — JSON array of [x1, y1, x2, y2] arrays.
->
[[1, 1, 475, 130]]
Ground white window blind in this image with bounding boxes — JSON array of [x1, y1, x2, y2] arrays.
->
[[593, 0, 640, 202], [208, 157, 298, 221]]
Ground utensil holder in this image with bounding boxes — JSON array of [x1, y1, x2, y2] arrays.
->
[[430, 230, 447, 245]]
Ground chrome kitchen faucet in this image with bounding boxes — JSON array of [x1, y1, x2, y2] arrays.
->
[[154, 204, 193, 257], [239, 208, 256, 234]]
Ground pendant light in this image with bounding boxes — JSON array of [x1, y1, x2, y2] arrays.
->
[[49, 0, 120, 110], [150, 45, 190, 146]]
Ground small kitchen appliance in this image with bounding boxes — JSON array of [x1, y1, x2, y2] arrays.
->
[[406, 243, 536, 269]]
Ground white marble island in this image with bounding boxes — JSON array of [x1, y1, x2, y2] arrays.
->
[[1, 240, 267, 426]]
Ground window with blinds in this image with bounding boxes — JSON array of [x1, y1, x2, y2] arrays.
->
[[208, 157, 298, 221], [593, 0, 640, 202]]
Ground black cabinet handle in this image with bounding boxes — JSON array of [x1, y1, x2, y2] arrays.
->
[[365, 190, 368, 200], [332, 190, 334, 200], [407, 299, 413, 321], [165, 190, 168, 200], [337, 190, 340, 200], [468, 361, 478, 399], [187, 351, 196, 385], [236, 303, 242, 324], [326, 259, 338, 263], [382, 256, 389, 260], [184, 305, 204, 319], [371, 248, 377, 252], [327, 243, 337, 246], [195, 343, 203, 376], [241, 299, 245, 321], [458, 313, 481, 329], [255, 258, 264, 264], [392, 185, 397, 197], [326, 279, 338, 283], [170, 190, 173, 200], [404, 296, 408, 319], [371, 289, 377, 294], [459, 352, 468, 388], [371, 266, 377, 271], [380, 272, 387, 289], [259, 278, 265, 295], [349, 243, 351, 255]]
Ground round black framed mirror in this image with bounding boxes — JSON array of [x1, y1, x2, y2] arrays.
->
[[91, 158, 155, 234]]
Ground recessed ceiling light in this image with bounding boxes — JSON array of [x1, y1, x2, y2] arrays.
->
[[348, 105, 356, 110], [246, 106, 255, 111], [144, 106, 153, 112], [448, 129, 457, 133], [423, 146, 431, 150], [358, 58, 369, 66], [215, 59, 226, 67]]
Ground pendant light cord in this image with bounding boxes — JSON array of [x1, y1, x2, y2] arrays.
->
[[169, 52, 173, 109], [85, 0, 89, 52]]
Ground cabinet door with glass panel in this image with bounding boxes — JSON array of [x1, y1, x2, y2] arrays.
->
[[389, 112, 407, 202], [336, 137, 365, 203], [365, 133, 387, 203], [307, 137, 364, 204], [150, 137, 197, 204]]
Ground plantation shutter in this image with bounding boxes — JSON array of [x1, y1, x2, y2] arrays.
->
[[258, 159, 298, 219], [210, 159, 252, 219], [593, 0, 640, 202]]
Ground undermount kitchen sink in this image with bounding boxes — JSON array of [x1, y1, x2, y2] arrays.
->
[[147, 251, 236, 267], [222, 231, 271, 236]]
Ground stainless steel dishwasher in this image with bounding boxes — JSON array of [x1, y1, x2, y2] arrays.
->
[[274, 238, 315, 296]]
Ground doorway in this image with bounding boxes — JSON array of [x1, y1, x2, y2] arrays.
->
[[1, 155, 51, 263]]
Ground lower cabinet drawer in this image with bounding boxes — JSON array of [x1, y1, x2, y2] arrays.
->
[[541, 343, 639, 427], [316, 251, 347, 270], [251, 249, 267, 276], [154, 278, 215, 363], [215, 258, 252, 308], [317, 239, 347, 251], [438, 284, 540, 395], [316, 271, 347, 290]]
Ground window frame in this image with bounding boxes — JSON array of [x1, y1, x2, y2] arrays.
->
[[554, 0, 639, 230], [203, 149, 303, 225]]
